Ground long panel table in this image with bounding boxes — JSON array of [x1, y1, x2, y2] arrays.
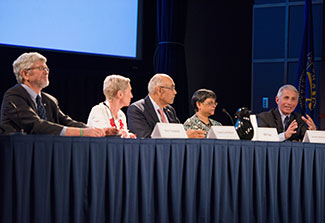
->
[[0, 135, 325, 223]]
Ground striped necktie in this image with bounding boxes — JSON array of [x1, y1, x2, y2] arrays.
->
[[284, 116, 289, 131], [36, 95, 47, 120]]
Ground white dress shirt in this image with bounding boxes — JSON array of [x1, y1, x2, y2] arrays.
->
[[148, 96, 169, 123], [278, 109, 291, 141]]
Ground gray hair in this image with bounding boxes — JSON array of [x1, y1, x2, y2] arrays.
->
[[13, 52, 47, 84], [277, 84, 299, 98], [103, 74, 130, 100], [147, 73, 171, 94]]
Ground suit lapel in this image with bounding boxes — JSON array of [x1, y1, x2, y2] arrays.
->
[[17, 85, 38, 112], [164, 107, 175, 123], [288, 114, 295, 123], [273, 108, 284, 132], [144, 96, 160, 123], [144, 96, 179, 124]]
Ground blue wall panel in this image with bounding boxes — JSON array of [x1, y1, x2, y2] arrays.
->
[[252, 63, 284, 113], [255, 0, 285, 4], [253, 7, 285, 59]]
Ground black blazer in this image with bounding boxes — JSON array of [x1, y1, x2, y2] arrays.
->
[[0, 84, 86, 135], [257, 107, 308, 141], [127, 95, 180, 138]]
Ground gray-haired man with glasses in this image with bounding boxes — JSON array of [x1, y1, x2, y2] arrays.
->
[[0, 52, 117, 137]]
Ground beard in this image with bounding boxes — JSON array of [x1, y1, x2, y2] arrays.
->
[[38, 78, 49, 89]]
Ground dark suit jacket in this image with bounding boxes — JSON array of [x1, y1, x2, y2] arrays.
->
[[0, 84, 86, 135], [257, 107, 308, 141], [127, 95, 180, 138]]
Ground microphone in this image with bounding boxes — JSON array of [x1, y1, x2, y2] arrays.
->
[[9, 101, 25, 134], [222, 108, 234, 126]]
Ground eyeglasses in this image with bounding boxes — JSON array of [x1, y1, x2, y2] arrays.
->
[[202, 101, 218, 106], [26, 66, 50, 72], [160, 85, 176, 91]]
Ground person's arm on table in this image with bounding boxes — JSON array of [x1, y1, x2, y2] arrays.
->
[[65, 127, 106, 137]]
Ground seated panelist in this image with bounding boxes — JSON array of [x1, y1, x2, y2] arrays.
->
[[87, 74, 136, 138], [257, 84, 316, 141], [0, 52, 117, 137], [184, 89, 222, 137], [127, 73, 205, 138]]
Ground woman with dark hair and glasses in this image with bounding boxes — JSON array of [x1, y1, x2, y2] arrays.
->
[[184, 89, 222, 137]]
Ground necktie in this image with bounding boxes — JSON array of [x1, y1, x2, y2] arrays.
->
[[158, 108, 167, 123], [36, 95, 47, 120], [284, 116, 289, 131]]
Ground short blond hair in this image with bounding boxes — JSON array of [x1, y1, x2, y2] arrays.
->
[[103, 74, 130, 100], [13, 52, 47, 84]]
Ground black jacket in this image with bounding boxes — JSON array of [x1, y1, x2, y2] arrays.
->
[[0, 84, 86, 135], [127, 95, 180, 138], [257, 107, 308, 141]]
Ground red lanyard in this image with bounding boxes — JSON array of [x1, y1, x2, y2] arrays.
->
[[104, 102, 124, 130]]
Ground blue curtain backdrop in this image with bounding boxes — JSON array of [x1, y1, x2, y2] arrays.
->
[[155, 0, 189, 121]]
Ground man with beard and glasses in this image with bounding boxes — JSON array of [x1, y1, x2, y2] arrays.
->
[[0, 52, 117, 137]]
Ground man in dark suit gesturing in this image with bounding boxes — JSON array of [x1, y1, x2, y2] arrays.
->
[[257, 84, 316, 141], [127, 73, 205, 138], [0, 52, 116, 137]]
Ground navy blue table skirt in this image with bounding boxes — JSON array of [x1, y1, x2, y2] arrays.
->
[[0, 135, 325, 223]]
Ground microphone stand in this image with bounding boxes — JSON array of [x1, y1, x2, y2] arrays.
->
[[222, 108, 234, 126]]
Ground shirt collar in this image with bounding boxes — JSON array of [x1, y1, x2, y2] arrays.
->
[[21, 84, 40, 106], [149, 95, 169, 123], [278, 108, 290, 122], [149, 95, 162, 111]]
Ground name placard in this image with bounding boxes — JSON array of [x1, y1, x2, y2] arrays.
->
[[256, 127, 279, 142], [207, 126, 239, 140], [303, 130, 325, 143], [151, 123, 188, 138]]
